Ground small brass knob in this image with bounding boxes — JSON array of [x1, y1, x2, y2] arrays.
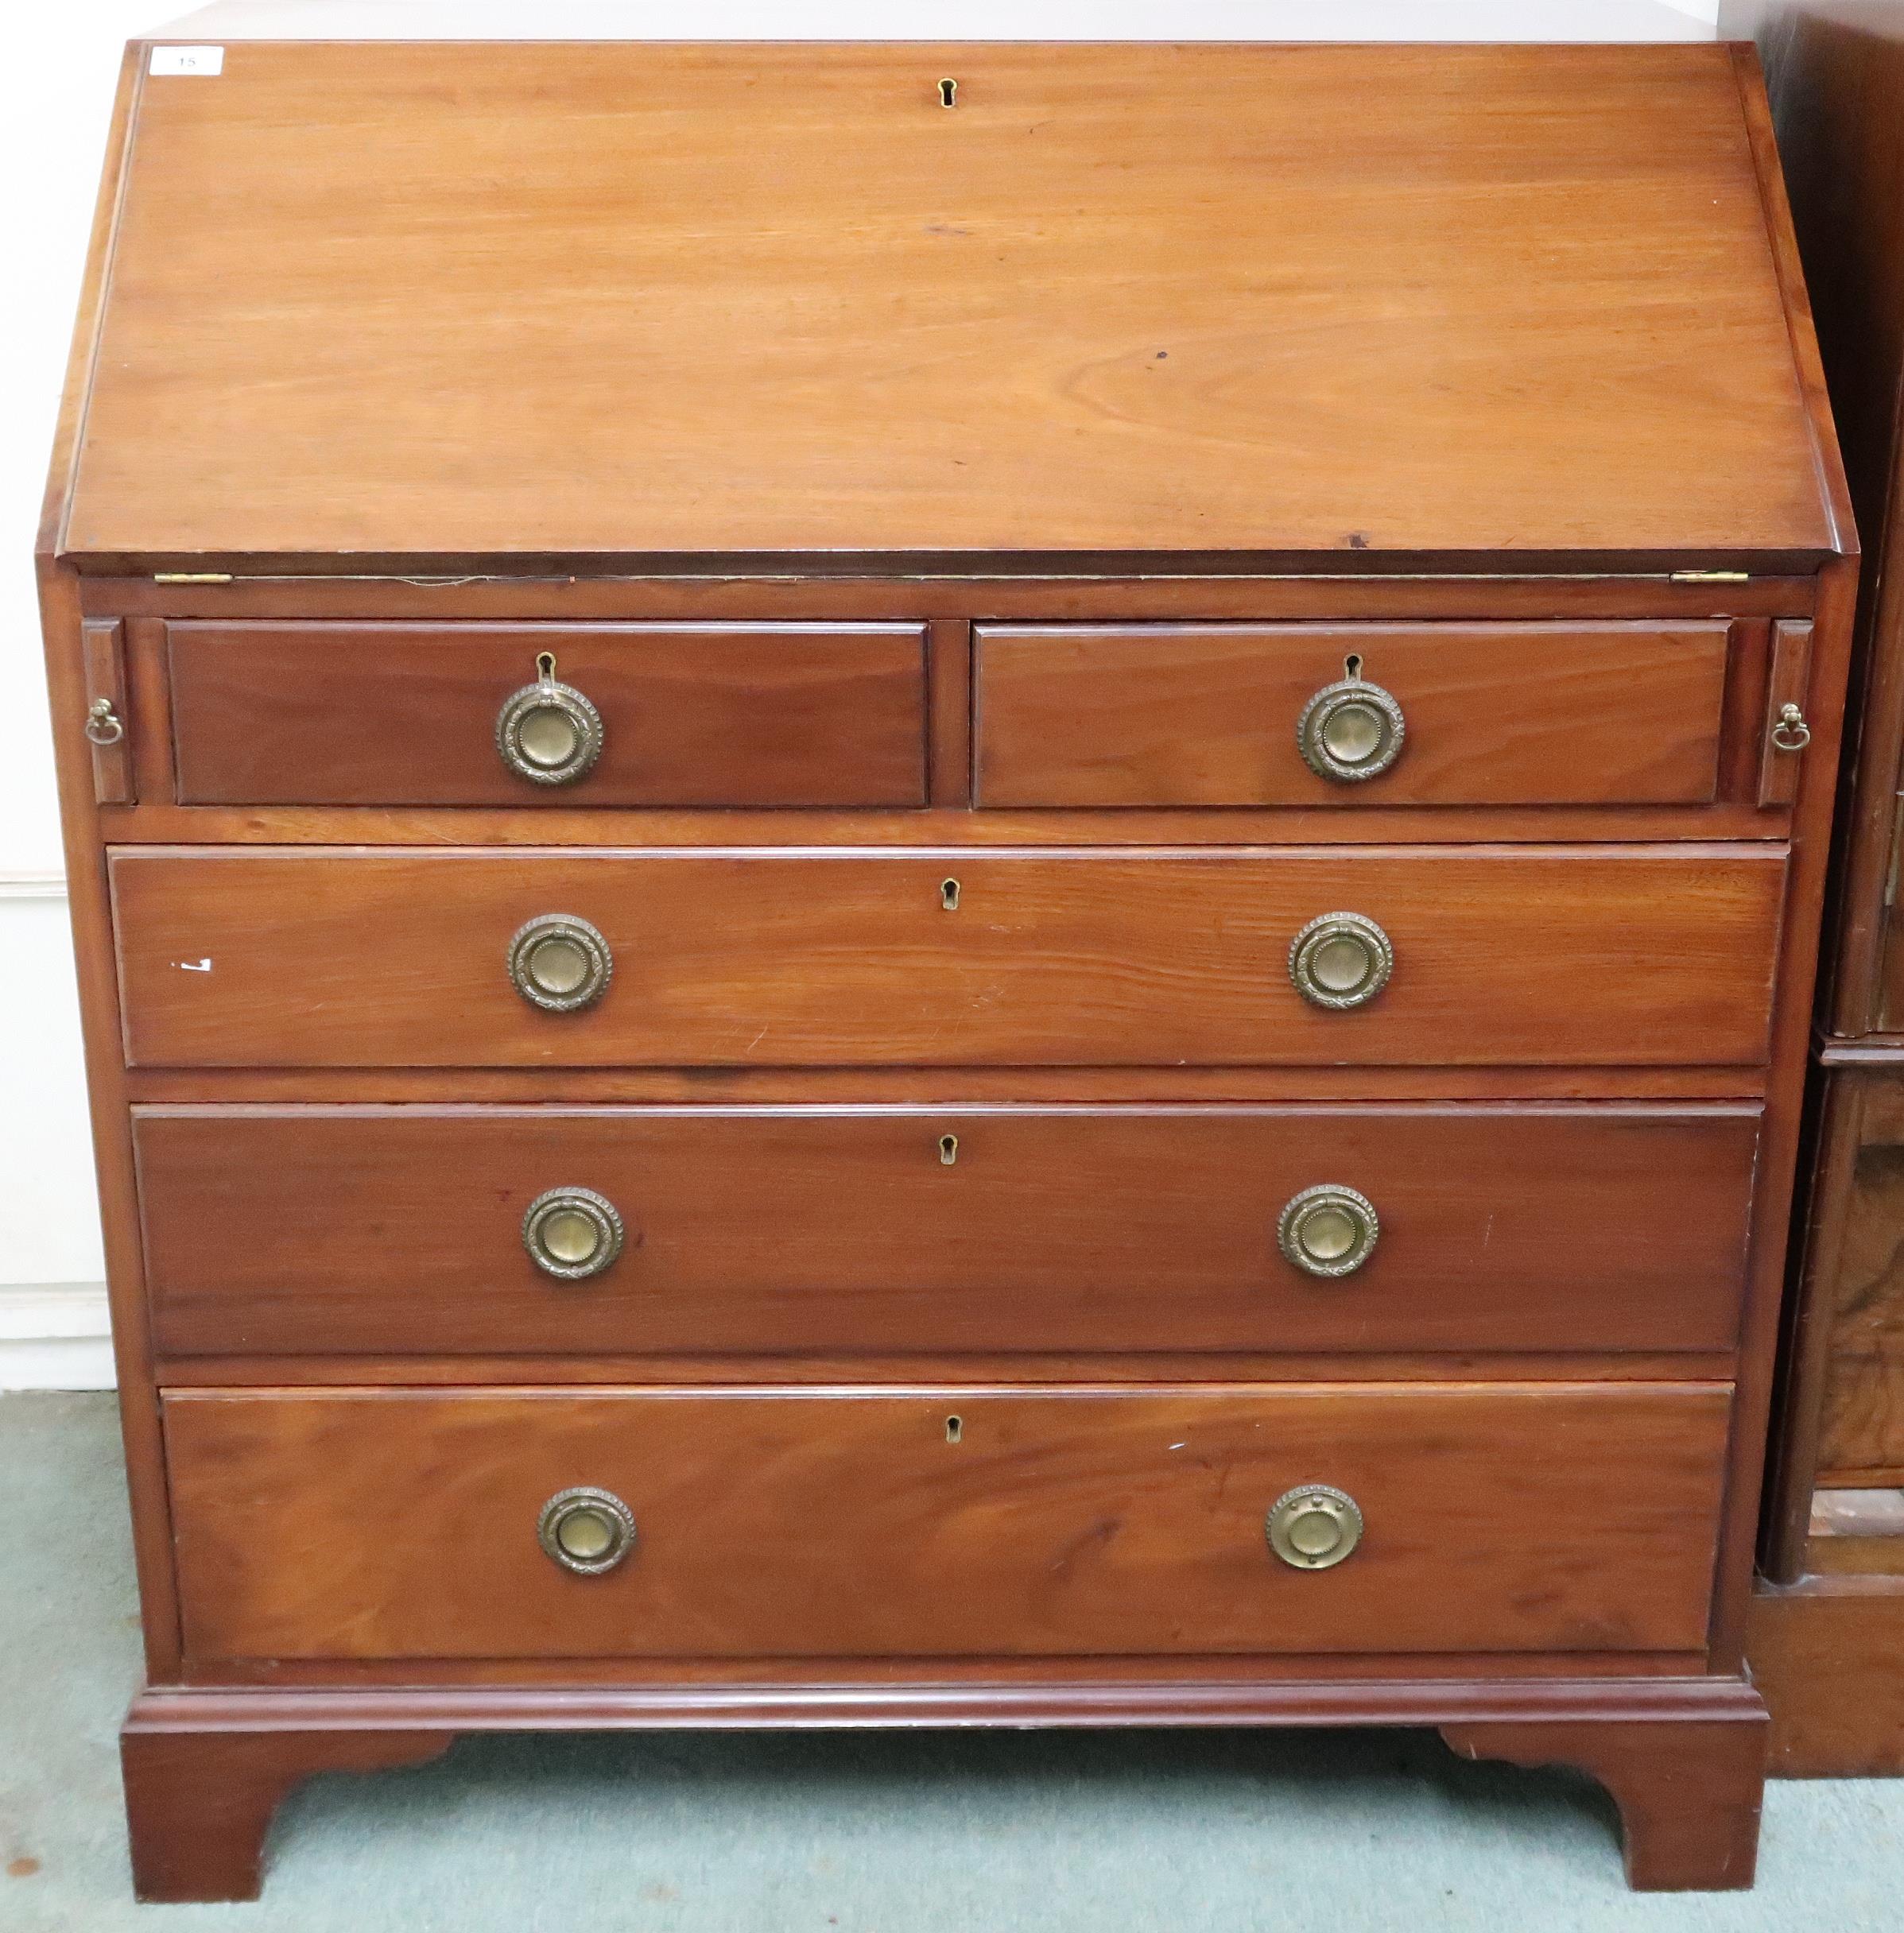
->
[[1266, 1485, 1363, 1571], [1288, 911, 1393, 1009], [496, 654, 603, 786], [507, 914, 612, 1013], [1278, 1183, 1379, 1277], [84, 697, 126, 746], [1770, 702, 1812, 753], [537, 1486, 636, 1575], [1297, 675, 1404, 782], [523, 1187, 625, 1280]]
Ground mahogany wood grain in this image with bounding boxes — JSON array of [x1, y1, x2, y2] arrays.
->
[[33, 564, 182, 1678], [1441, 1706, 1766, 1888], [161, 1384, 1733, 1664], [107, 845, 1788, 1071], [119, 1066, 1772, 1106], [80, 620, 133, 804], [86, 573, 1824, 625], [153, 1353, 1741, 1392], [95, 799, 1805, 850], [1756, 620, 1814, 808], [1705, 548, 1856, 1660], [975, 622, 1731, 808], [61, 44, 1828, 566], [120, 1716, 451, 1903], [114, 1676, 1766, 1901], [134, 1103, 1760, 1359], [1801, 1074, 1904, 1485], [1748, 1575, 1904, 1774], [1724, 1, 1904, 1034], [166, 622, 929, 808]]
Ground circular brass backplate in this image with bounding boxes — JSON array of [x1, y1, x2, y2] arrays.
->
[[506, 914, 613, 1013], [1266, 1484, 1364, 1571], [1277, 1183, 1379, 1278], [1287, 911, 1394, 1010], [1296, 676, 1405, 783], [496, 677, 604, 786], [537, 1486, 637, 1575], [522, 1186, 626, 1280]]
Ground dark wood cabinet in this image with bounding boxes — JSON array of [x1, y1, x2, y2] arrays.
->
[[1720, 0, 1904, 1775], [41, 33, 1853, 1899]]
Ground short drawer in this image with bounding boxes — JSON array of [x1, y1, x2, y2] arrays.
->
[[110, 846, 1785, 1069], [975, 622, 1732, 807], [166, 622, 929, 806], [136, 1103, 1760, 1358], [165, 1384, 1731, 1662]]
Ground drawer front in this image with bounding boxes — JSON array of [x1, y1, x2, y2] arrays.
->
[[167, 622, 929, 807], [111, 846, 1784, 1069], [975, 622, 1731, 808], [137, 1104, 1760, 1358], [165, 1385, 1731, 1662]]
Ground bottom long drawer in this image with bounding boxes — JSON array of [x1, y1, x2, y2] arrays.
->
[[165, 1385, 1731, 1664]]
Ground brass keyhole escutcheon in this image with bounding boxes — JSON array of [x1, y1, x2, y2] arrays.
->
[[496, 651, 604, 786], [537, 1486, 637, 1575], [940, 877, 960, 911], [1297, 657, 1405, 784], [507, 914, 613, 1013], [1288, 911, 1394, 1010], [1266, 1485, 1363, 1571], [1277, 1184, 1379, 1278], [939, 1133, 959, 1166], [522, 1186, 625, 1280]]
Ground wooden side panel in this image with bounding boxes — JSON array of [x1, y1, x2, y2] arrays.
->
[[163, 1385, 1735, 1662], [134, 1103, 1761, 1359], [108, 846, 1788, 1071], [167, 622, 929, 808], [975, 623, 1731, 808]]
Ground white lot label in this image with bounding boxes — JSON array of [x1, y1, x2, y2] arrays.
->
[[149, 46, 224, 77]]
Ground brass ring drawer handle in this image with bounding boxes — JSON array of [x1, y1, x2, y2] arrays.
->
[[1278, 1183, 1379, 1277], [537, 1486, 637, 1575], [507, 913, 612, 1012], [1770, 702, 1812, 753], [523, 1187, 625, 1280], [496, 653, 603, 786], [1266, 1485, 1363, 1570], [84, 697, 126, 746], [1288, 910, 1393, 1009], [1297, 671, 1405, 782]]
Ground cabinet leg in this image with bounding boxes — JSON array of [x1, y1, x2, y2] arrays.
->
[[120, 1706, 453, 1903], [1440, 1707, 1770, 1891]]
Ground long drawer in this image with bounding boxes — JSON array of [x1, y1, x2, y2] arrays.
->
[[163, 1385, 1733, 1662], [975, 621, 1734, 807], [135, 1103, 1761, 1358], [110, 846, 1786, 1068]]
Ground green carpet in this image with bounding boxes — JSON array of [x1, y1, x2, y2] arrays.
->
[[4, 1390, 1900, 1931]]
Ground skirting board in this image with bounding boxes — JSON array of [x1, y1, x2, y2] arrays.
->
[[0, 1284, 115, 1390]]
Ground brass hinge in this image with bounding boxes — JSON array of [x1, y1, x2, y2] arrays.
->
[[1668, 569, 1751, 584], [1887, 796, 1904, 908], [153, 571, 234, 584]]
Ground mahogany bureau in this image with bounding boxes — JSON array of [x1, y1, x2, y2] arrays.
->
[[37, 34, 1855, 1898]]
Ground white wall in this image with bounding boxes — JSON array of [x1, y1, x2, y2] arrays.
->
[[0, 0, 1719, 1387]]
